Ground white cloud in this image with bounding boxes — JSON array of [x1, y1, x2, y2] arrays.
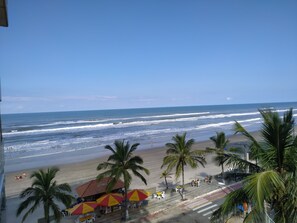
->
[[3, 95, 118, 102], [3, 96, 51, 102], [226, 97, 232, 101]]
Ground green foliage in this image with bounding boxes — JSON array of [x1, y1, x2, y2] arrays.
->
[[160, 170, 172, 189], [243, 171, 285, 211], [162, 132, 206, 199], [211, 108, 297, 222], [97, 140, 149, 221], [207, 131, 242, 176], [16, 167, 74, 223]]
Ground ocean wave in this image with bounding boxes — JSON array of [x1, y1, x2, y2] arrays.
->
[[14, 112, 211, 129], [4, 123, 115, 136], [136, 112, 210, 119], [4, 136, 98, 153], [3, 117, 263, 161], [14, 143, 107, 160], [16, 119, 114, 128], [4, 117, 262, 152], [196, 118, 261, 130], [4, 112, 263, 136], [103, 118, 262, 139], [6, 108, 296, 135]]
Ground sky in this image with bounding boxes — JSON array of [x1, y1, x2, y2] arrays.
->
[[1, 0, 297, 114]]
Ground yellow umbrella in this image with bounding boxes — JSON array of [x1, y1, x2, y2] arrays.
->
[[96, 193, 124, 207], [127, 189, 148, 202], [68, 201, 97, 215]]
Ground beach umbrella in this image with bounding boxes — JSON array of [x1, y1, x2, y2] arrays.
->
[[127, 189, 148, 202], [96, 193, 124, 207], [68, 201, 98, 215]]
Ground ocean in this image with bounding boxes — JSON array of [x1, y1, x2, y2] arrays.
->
[[2, 102, 297, 172]]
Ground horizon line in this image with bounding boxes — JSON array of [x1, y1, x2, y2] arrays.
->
[[2, 101, 297, 115]]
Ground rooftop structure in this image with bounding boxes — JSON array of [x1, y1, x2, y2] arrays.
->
[[76, 177, 124, 199], [0, 0, 8, 27]]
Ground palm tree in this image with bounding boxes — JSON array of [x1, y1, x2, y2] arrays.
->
[[162, 132, 206, 200], [211, 108, 297, 222], [16, 167, 74, 223], [160, 170, 172, 190], [97, 140, 149, 221], [207, 132, 242, 179], [207, 132, 230, 177]]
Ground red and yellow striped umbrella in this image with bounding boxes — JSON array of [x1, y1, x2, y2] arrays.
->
[[127, 189, 148, 202], [96, 193, 124, 207], [68, 201, 98, 215]]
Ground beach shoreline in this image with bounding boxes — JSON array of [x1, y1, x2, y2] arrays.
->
[[5, 132, 259, 199]]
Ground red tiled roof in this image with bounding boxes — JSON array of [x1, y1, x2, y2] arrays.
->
[[76, 177, 124, 198]]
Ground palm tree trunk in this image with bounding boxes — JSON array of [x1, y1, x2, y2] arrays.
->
[[124, 186, 129, 221], [221, 164, 225, 183], [44, 203, 50, 223], [181, 164, 185, 200]]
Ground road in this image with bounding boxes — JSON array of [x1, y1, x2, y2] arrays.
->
[[181, 184, 241, 223], [186, 197, 224, 223]]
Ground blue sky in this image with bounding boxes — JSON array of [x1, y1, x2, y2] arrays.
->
[[1, 0, 296, 114]]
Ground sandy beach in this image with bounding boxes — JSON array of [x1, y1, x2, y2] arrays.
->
[[4, 132, 262, 223], [5, 133, 258, 199]]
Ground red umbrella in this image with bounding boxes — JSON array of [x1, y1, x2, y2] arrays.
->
[[96, 193, 124, 207], [127, 189, 148, 202], [68, 201, 98, 215]]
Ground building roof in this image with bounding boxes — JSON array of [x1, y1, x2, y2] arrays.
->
[[76, 177, 124, 198], [0, 0, 8, 27]]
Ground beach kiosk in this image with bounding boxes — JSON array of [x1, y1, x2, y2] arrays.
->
[[76, 177, 124, 201]]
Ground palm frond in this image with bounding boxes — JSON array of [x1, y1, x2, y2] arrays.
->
[[17, 195, 41, 217], [97, 162, 114, 171], [104, 144, 116, 154], [226, 153, 260, 172], [129, 143, 140, 153], [217, 109, 297, 221], [18, 199, 41, 223], [131, 169, 148, 185], [127, 156, 144, 165], [97, 169, 116, 181], [244, 170, 284, 212], [52, 191, 74, 208], [130, 164, 150, 175], [17, 167, 71, 223], [19, 187, 36, 199], [97, 139, 149, 202], [234, 122, 261, 149], [211, 188, 248, 222], [160, 170, 172, 178], [105, 177, 119, 193]]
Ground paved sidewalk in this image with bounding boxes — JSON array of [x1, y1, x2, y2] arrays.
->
[[138, 181, 242, 223], [61, 178, 242, 223]]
